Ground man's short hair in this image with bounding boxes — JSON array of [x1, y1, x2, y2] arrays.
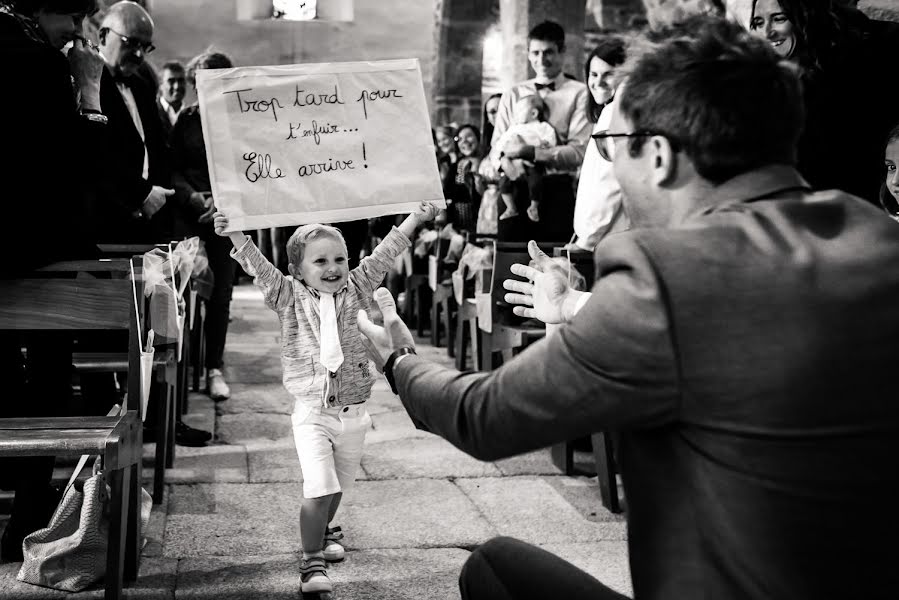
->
[[619, 16, 804, 184], [185, 50, 233, 85], [161, 60, 184, 75], [286, 224, 347, 268], [527, 20, 565, 51]]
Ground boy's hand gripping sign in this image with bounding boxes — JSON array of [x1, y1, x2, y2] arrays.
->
[[196, 58, 446, 231]]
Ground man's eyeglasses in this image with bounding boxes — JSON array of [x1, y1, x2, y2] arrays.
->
[[591, 131, 657, 162], [103, 27, 155, 54]]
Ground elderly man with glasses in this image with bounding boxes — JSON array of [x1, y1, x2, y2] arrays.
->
[[95, 0, 174, 244]]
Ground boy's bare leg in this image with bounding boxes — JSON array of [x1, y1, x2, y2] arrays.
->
[[301, 494, 335, 554], [327, 491, 342, 525], [527, 201, 540, 222]]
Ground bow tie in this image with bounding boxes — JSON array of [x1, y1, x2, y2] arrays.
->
[[535, 82, 556, 92]]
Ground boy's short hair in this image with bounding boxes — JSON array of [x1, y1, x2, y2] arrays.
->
[[517, 94, 548, 121], [286, 224, 348, 267]]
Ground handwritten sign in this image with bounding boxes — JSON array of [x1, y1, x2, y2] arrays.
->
[[196, 58, 445, 231]]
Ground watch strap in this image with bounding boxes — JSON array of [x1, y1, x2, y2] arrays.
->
[[384, 346, 416, 395]]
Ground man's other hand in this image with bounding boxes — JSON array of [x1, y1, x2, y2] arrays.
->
[[357, 288, 416, 371]]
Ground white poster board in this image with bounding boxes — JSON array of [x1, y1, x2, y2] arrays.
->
[[196, 58, 445, 232]]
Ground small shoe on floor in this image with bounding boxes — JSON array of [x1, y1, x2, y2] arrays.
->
[[207, 368, 231, 401], [176, 421, 211, 447], [299, 556, 332, 594], [323, 525, 345, 562]]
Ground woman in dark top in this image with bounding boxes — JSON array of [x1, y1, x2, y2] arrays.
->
[[170, 50, 236, 402], [749, 0, 899, 204], [444, 124, 482, 234]]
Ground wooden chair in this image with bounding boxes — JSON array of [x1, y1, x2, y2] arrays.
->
[[475, 241, 554, 370], [548, 246, 623, 513], [428, 236, 456, 351], [453, 262, 483, 371], [0, 274, 144, 599], [68, 250, 180, 504], [402, 249, 430, 337]]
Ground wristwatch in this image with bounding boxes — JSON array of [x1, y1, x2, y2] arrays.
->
[[80, 109, 108, 125], [384, 346, 416, 395]]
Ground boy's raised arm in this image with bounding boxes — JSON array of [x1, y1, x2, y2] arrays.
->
[[397, 202, 440, 239], [214, 211, 293, 311], [353, 202, 441, 293]]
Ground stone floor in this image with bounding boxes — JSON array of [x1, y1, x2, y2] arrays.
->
[[0, 282, 630, 599]]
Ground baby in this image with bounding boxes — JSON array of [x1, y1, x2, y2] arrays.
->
[[491, 94, 558, 222], [214, 202, 438, 595]]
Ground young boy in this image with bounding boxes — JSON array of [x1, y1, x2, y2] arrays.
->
[[490, 94, 558, 222], [213, 202, 438, 595]]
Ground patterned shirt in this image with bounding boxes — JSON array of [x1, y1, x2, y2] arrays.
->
[[231, 227, 411, 411]]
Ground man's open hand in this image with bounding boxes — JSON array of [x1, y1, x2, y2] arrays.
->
[[503, 240, 581, 324]]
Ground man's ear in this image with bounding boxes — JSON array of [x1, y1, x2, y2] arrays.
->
[[649, 135, 678, 186]]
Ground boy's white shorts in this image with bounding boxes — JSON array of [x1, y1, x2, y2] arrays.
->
[[291, 403, 371, 499]]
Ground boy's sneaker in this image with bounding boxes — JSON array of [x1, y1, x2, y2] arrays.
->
[[299, 556, 332, 594], [207, 369, 231, 401], [323, 526, 345, 562]]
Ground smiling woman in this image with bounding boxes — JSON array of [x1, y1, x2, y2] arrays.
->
[[748, 0, 796, 57], [745, 0, 899, 207]]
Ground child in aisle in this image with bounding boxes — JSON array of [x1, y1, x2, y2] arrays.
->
[[213, 202, 439, 595]]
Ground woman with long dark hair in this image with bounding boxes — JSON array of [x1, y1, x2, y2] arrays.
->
[[571, 35, 627, 250], [444, 123, 482, 233], [748, 0, 899, 204]]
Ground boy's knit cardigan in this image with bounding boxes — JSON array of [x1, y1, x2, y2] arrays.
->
[[231, 227, 411, 410]]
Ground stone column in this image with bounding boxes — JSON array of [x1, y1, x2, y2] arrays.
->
[[432, 0, 498, 127], [498, 0, 586, 90]]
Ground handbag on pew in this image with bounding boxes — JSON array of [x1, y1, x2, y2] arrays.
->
[[16, 407, 152, 592]]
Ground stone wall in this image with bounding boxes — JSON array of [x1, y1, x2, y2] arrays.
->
[[142, 0, 437, 109]]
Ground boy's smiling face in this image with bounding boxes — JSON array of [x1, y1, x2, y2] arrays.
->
[[290, 236, 349, 294]]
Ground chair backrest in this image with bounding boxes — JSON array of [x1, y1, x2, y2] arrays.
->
[[428, 236, 454, 292], [0, 279, 133, 330], [0, 256, 145, 412]]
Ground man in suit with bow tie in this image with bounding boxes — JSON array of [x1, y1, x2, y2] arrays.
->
[[489, 20, 591, 243], [96, 0, 173, 243]]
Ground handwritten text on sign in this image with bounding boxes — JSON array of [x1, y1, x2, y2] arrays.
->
[[196, 59, 445, 231]]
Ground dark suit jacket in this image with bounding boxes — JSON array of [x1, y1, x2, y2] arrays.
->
[[0, 11, 102, 274], [156, 97, 175, 143], [98, 65, 172, 242], [395, 165, 899, 599]]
